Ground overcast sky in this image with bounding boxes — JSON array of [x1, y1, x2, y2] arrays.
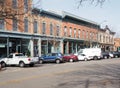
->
[[33, 0, 120, 37]]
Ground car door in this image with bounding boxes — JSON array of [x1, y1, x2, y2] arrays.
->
[[78, 54, 86, 60], [7, 54, 14, 65], [43, 53, 52, 61]]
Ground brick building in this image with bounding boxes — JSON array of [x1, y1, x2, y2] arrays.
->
[[0, 0, 115, 57], [114, 38, 120, 51], [98, 26, 115, 51]]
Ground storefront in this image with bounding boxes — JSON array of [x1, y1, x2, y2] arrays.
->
[[41, 37, 62, 55]]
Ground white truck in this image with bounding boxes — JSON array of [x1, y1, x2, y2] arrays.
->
[[0, 53, 39, 67], [77, 48, 102, 61]]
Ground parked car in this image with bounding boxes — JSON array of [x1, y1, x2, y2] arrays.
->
[[39, 53, 64, 64], [101, 52, 110, 59], [0, 53, 39, 67], [63, 54, 78, 62], [77, 54, 89, 61], [109, 51, 120, 58], [76, 48, 102, 60]]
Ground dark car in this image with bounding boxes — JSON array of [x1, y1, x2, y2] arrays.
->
[[39, 53, 64, 64], [101, 52, 110, 59], [109, 51, 120, 58], [63, 54, 78, 62]]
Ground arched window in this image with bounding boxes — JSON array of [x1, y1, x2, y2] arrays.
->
[[0, 19, 4, 30], [34, 20, 38, 33], [50, 23, 53, 35], [12, 0, 17, 8], [24, 18, 28, 32], [13, 19, 18, 31]]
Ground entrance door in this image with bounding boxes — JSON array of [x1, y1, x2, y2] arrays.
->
[[16, 45, 21, 53]]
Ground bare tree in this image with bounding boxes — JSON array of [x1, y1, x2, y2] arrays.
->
[[77, 0, 107, 8], [0, 0, 41, 19]]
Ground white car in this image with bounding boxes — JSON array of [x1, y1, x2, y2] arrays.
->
[[78, 54, 90, 61], [0, 53, 39, 67]]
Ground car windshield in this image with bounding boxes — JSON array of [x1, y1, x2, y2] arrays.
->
[[15, 54, 24, 56]]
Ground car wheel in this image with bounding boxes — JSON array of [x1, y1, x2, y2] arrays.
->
[[29, 64, 34, 67], [84, 58, 88, 61], [1, 62, 6, 68], [115, 55, 118, 58], [104, 56, 107, 59], [39, 59, 43, 64], [69, 59, 74, 62], [19, 62, 25, 67], [93, 56, 98, 60], [56, 59, 60, 64]]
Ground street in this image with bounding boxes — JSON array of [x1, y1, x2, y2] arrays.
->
[[0, 58, 120, 88]]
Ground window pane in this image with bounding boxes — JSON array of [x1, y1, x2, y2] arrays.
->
[[12, 0, 17, 8], [64, 26, 67, 36], [24, 0, 28, 12], [24, 18, 28, 32], [50, 24, 53, 35], [56, 26, 60, 36], [42, 22, 46, 34], [0, 19, 4, 30], [34, 20, 38, 33], [13, 19, 17, 31]]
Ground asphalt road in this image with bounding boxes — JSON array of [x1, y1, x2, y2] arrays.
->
[[0, 58, 120, 88]]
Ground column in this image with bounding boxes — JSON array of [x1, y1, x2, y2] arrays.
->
[[60, 40, 64, 54], [30, 39, 34, 57], [38, 38, 41, 56], [66, 41, 69, 54], [7, 37, 9, 57], [76, 43, 78, 53]]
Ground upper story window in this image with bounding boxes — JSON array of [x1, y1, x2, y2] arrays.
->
[[13, 19, 18, 31], [0, 19, 5, 30], [78, 29, 80, 38], [24, 0, 28, 12], [24, 18, 28, 32], [69, 27, 72, 37], [82, 30, 85, 39], [33, 20, 38, 33], [86, 31, 88, 39], [42, 22, 46, 34], [56, 25, 60, 36], [50, 23, 53, 35], [12, 0, 17, 8], [64, 26, 67, 36], [74, 28, 76, 38]]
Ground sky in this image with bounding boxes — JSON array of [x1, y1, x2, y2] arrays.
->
[[33, 0, 120, 37]]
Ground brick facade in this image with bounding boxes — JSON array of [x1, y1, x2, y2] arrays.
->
[[0, 0, 115, 56]]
